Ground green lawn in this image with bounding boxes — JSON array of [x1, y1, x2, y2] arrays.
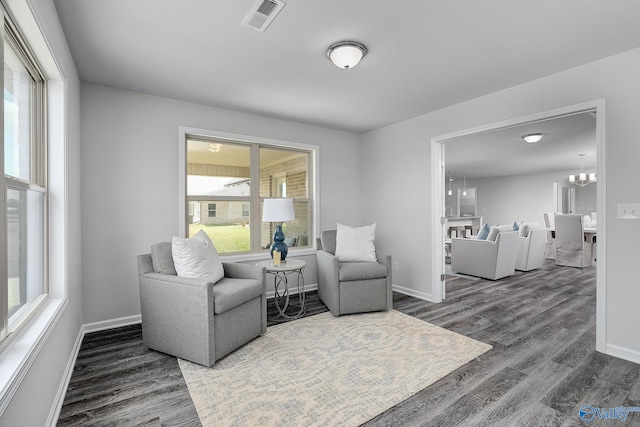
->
[[189, 223, 250, 253]]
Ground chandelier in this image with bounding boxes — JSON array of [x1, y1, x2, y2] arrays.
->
[[569, 154, 596, 187]]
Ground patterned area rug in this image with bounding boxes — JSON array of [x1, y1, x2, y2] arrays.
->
[[178, 310, 492, 427]]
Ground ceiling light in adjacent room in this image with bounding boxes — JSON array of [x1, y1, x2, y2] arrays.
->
[[569, 154, 597, 187], [462, 174, 467, 196], [327, 41, 367, 69], [522, 133, 543, 143]]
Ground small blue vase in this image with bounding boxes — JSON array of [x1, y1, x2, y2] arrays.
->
[[270, 224, 289, 261]]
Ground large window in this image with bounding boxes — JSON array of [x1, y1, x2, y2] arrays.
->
[[1, 16, 47, 342], [185, 136, 313, 255]]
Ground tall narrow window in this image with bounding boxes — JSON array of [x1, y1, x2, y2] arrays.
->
[[259, 147, 310, 251], [185, 136, 313, 255], [1, 16, 47, 342]]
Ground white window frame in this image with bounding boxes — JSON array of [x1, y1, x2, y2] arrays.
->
[[1, 4, 48, 344], [207, 202, 217, 218], [178, 126, 319, 261], [0, 0, 68, 416]]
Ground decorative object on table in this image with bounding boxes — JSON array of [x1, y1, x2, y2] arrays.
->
[[178, 310, 492, 427], [569, 153, 597, 187], [262, 197, 295, 262]]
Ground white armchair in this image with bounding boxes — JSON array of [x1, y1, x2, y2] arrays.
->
[[543, 213, 556, 260], [451, 231, 519, 280], [515, 227, 547, 271]]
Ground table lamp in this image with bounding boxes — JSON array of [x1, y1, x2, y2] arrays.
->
[[262, 198, 295, 262]]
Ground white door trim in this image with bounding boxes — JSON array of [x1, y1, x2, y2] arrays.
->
[[430, 99, 607, 353]]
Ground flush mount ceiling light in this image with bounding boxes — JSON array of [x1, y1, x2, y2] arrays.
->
[[326, 41, 367, 69], [522, 133, 543, 144]]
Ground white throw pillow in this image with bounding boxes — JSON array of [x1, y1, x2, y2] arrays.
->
[[335, 223, 377, 262], [172, 230, 224, 284], [519, 221, 541, 238], [487, 224, 513, 242]]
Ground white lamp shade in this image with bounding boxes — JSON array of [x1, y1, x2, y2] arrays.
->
[[262, 198, 295, 222]]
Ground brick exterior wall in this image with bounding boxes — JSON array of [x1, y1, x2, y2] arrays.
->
[[260, 155, 309, 248]]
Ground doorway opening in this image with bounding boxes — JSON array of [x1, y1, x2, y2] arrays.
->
[[430, 100, 606, 353]]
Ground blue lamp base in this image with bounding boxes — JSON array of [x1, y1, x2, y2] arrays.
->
[[270, 224, 289, 261]]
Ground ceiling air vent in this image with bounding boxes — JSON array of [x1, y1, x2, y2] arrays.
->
[[242, 0, 286, 33]]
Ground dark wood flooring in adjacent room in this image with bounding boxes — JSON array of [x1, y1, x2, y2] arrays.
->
[[58, 261, 640, 426]]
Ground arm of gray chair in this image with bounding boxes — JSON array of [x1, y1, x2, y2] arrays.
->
[[138, 254, 154, 276], [375, 251, 393, 310], [138, 272, 215, 366], [222, 262, 265, 282], [221, 262, 267, 335], [316, 249, 340, 315], [140, 272, 212, 288], [376, 251, 392, 270]]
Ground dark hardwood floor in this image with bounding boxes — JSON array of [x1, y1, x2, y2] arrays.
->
[[58, 261, 640, 426]]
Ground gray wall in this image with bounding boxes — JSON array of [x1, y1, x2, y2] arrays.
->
[[80, 83, 363, 323], [444, 169, 598, 226], [361, 46, 640, 358], [0, 0, 83, 425]]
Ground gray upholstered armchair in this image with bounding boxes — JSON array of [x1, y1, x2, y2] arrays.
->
[[316, 230, 392, 316], [137, 242, 267, 367]]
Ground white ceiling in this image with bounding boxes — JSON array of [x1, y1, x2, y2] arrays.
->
[[445, 112, 597, 179], [53, 0, 640, 135]]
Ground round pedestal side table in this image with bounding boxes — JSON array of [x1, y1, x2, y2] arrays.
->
[[255, 258, 307, 320]]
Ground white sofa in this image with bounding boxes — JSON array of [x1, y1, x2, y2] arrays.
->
[[515, 227, 547, 271], [451, 230, 519, 280]]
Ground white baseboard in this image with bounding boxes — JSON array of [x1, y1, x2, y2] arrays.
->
[[605, 343, 640, 365], [392, 284, 434, 302], [82, 315, 142, 334], [46, 325, 85, 427]]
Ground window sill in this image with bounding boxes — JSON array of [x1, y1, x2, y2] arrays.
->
[[0, 296, 67, 415], [222, 247, 317, 263]]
